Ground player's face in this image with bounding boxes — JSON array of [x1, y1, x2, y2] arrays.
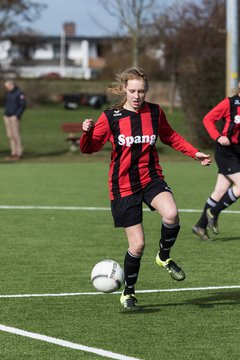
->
[[124, 79, 146, 111]]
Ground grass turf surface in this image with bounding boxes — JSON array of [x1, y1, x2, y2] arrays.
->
[[0, 160, 239, 360], [0, 105, 239, 359]]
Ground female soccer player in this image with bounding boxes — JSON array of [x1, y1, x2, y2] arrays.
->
[[193, 92, 240, 241], [80, 67, 211, 311]]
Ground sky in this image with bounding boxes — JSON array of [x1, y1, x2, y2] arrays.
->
[[31, 0, 180, 37]]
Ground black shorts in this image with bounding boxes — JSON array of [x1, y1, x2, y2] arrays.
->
[[215, 143, 240, 175], [111, 179, 172, 228]]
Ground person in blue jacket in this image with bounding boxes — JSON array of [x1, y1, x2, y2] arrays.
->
[[3, 80, 26, 160]]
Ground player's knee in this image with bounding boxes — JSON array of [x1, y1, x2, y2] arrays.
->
[[233, 185, 240, 198], [129, 240, 145, 256], [136, 241, 145, 256], [213, 188, 228, 199], [163, 210, 179, 224]]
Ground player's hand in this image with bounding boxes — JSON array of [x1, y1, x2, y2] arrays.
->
[[195, 152, 212, 166], [217, 136, 230, 146], [82, 119, 94, 132]]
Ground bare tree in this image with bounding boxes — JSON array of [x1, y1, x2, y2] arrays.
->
[[0, 0, 46, 35], [153, 0, 226, 147], [99, 0, 156, 67]]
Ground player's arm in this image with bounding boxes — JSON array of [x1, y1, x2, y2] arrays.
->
[[203, 98, 229, 143], [158, 107, 211, 165], [80, 112, 110, 154]]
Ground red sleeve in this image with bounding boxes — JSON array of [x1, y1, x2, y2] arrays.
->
[[80, 112, 111, 154], [203, 98, 229, 141], [158, 107, 198, 158]]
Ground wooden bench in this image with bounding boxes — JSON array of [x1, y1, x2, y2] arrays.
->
[[61, 122, 83, 152]]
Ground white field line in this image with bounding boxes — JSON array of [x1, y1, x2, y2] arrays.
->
[[1, 285, 240, 299], [0, 287, 239, 359], [0, 206, 237, 359], [0, 324, 142, 360], [0, 205, 239, 213]]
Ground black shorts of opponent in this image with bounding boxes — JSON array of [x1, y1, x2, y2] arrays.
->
[[215, 143, 240, 175], [111, 178, 172, 228]]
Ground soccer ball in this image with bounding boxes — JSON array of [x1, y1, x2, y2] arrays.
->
[[91, 259, 124, 293]]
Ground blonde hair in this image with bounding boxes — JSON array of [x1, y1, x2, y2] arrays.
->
[[106, 67, 149, 109]]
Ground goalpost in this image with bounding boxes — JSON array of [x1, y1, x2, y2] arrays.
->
[[226, 0, 239, 96]]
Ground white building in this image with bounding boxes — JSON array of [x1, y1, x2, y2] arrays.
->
[[0, 23, 110, 79]]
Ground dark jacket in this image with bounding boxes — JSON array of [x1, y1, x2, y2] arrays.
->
[[4, 86, 26, 119]]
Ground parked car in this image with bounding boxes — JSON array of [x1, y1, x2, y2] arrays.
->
[[60, 92, 108, 110]]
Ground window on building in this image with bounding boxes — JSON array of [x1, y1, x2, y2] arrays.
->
[[53, 44, 68, 59]]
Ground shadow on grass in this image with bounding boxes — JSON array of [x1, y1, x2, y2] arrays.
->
[[214, 236, 240, 242], [120, 307, 161, 315], [193, 235, 240, 243], [0, 149, 111, 163], [134, 290, 240, 312], [187, 290, 240, 308], [23, 150, 69, 158], [0, 149, 79, 163]]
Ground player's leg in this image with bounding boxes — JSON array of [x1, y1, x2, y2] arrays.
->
[[207, 172, 240, 232], [206, 145, 240, 233], [193, 174, 231, 239], [150, 191, 185, 281], [119, 224, 144, 311], [124, 223, 144, 294], [111, 194, 143, 310]]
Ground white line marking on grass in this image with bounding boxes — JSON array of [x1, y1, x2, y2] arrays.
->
[[0, 205, 239, 214], [0, 285, 240, 299], [137, 285, 240, 293], [0, 205, 111, 211], [0, 324, 142, 360], [179, 208, 240, 214]]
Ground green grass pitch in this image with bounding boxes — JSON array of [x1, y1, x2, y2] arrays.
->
[[0, 106, 239, 359], [0, 161, 239, 360]]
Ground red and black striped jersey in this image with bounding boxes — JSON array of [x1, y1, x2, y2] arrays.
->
[[80, 102, 198, 200], [203, 95, 240, 144]]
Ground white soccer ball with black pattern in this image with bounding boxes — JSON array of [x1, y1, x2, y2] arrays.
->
[[91, 260, 124, 293]]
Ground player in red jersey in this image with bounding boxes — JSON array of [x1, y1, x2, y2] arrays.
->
[[193, 93, 240, 241], [80, 67, 211, 310]]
